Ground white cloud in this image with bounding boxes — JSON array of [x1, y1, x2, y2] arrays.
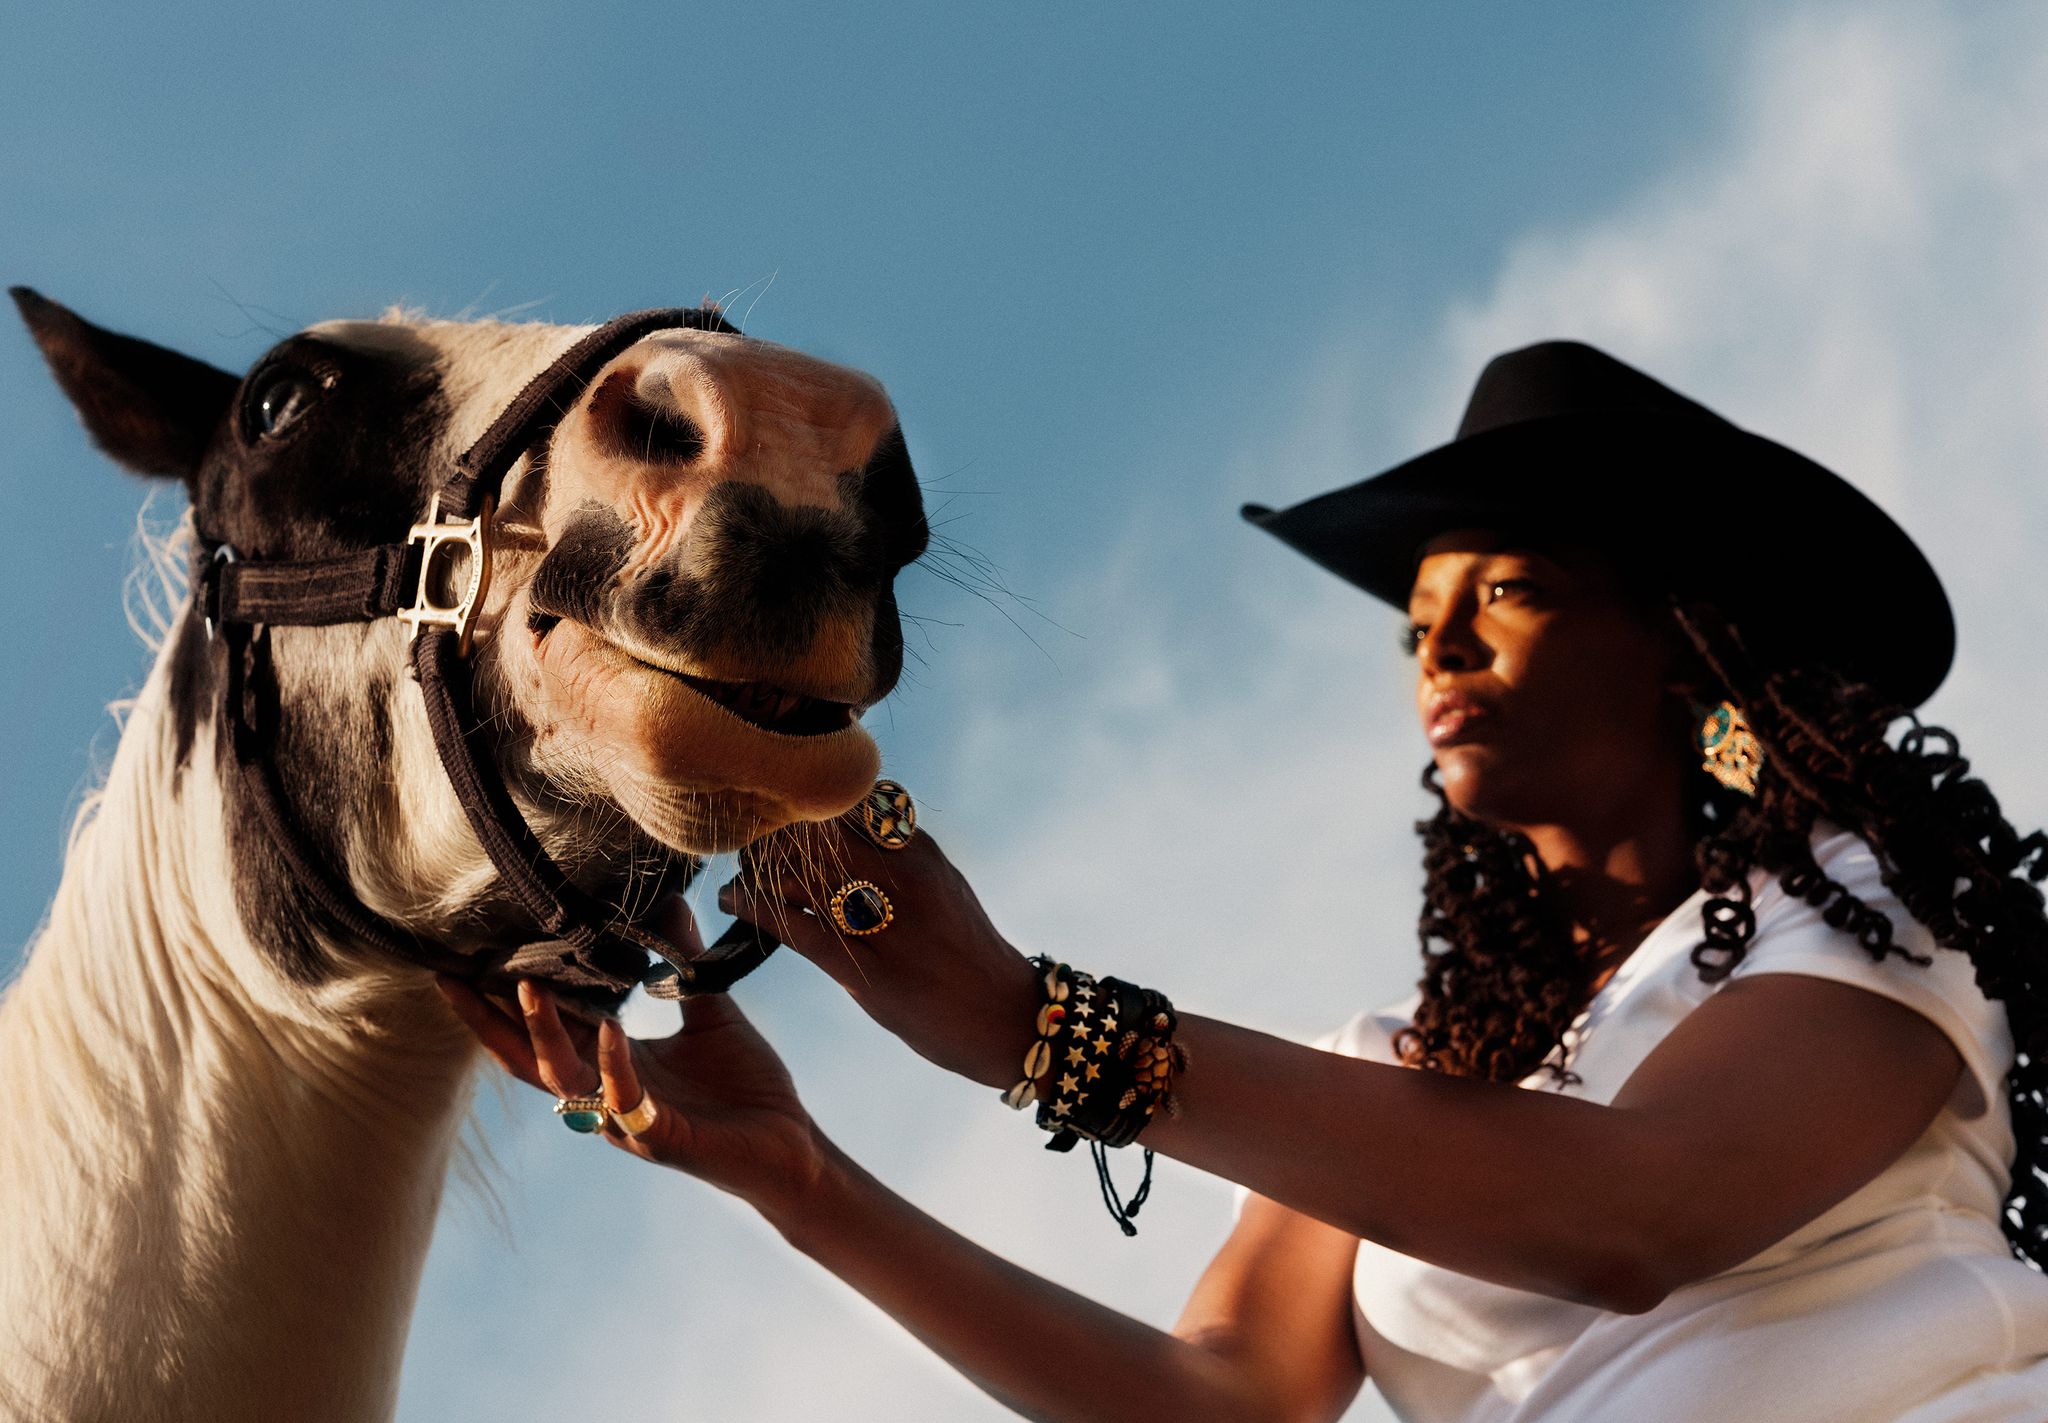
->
[[404, 6, 2048, 1421]]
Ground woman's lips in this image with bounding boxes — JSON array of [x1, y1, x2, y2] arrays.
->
[[1426, 692, 1492, 747]]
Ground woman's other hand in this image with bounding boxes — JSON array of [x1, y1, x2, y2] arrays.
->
[[720, 821, 1039, 1090], [435, 898, 829, 1217]]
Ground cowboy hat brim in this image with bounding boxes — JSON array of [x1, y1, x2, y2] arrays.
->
[[1243, 408, 1955, 707]]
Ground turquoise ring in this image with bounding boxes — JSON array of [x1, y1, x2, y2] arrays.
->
[[553, 1093, 608, 1134]]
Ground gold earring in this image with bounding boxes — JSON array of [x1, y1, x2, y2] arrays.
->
[[1695, 700, 1763, 797]]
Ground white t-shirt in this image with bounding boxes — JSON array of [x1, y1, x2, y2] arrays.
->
[[1329, 827, 2048, 1423]]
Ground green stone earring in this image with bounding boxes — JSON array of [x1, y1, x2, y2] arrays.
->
[[1695, 700, 1763, 797]]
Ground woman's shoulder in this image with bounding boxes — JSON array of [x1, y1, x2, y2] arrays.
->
[[1735, 823, 2011, 1115]]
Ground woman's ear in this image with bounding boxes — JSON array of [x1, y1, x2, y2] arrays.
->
[[12, 287, 238, 486]]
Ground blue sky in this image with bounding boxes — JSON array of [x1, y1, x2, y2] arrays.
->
[[7, 4, 2048, 1420], [1, 0, 1723, 958]]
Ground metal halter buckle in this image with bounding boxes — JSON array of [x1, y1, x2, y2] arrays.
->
[[399, 493, 496, 656]]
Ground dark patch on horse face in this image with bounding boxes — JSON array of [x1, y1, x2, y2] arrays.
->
[[645, 481, 886, 664], [529, 502, 637, 630], [530, 486, 902, 693], [193, 330, 448, 560], [164, 604, 212, 775], [223, 635, 412, 986], [529, 423, 927, 697], [856, 425, 930, 572], [183, 329, 455, 983]]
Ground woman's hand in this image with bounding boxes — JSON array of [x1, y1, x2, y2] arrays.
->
[[721, 820, 1040, 1090], [436, 899, 829, 1218]]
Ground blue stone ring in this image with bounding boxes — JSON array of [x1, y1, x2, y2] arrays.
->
[[828, 880, 895, 937], [553, 1093, 609, 1134]]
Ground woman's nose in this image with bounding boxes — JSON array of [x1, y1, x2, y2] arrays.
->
[[1417, 609, 1485, 676]]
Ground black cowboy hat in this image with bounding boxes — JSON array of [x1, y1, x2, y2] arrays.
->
[[1241, 340, 1954, 707]]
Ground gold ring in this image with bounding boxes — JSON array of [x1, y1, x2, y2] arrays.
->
[[857, 780, 917, 850], [612, 1094, 659, 1136], [828, 880, 894, 936], [553, 1093, 608, 1134]]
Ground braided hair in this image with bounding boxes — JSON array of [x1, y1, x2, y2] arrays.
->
[[1391, 601, 2048, 1265]]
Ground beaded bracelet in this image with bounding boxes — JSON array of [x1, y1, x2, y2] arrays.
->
[[1014, 963, 1186, 1234], [1003, 958, 1074, 1110]]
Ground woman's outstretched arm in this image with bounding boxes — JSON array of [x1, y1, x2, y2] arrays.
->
[[731, 828, 1965, 1314], [437, 959, 1364, 1423], [1142, 977, 1959, 1311], [775, 1148, 1364, 1423]]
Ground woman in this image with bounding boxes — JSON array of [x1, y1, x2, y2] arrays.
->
[[443, 341, 2048, 1421]]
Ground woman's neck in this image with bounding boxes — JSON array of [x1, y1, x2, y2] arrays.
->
[[1518, 795, 1700, 969]]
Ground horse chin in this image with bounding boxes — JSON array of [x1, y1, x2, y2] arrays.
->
[[528, 619, 882, 856]]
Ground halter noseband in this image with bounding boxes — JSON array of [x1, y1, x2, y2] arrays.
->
[[195, 308, 778, 1010]]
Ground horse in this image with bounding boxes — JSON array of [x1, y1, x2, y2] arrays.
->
[[1, 290, 927, 1422]]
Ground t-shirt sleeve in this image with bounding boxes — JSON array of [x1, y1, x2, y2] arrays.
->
[[1318, 1002, 1413, 1065], [1727, 827, 2012, 1119]]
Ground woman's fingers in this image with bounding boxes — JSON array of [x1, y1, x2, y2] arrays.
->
[[597, 1017, 645, 1115], [518, 980, 600, 1097], [720, 878, 868, 989], [741, 818, 880, 905], [437, 975, 548, 1089]]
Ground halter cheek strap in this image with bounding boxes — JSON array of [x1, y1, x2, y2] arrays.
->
[[197, 307, 780, 1009]]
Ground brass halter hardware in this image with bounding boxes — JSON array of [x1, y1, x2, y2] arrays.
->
[[399, 492, 496, 656]]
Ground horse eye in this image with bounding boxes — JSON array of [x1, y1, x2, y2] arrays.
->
[[248, 370, 315, 439]]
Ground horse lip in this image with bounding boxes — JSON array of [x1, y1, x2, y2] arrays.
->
[[543, 617, 864, 737], [661, 667, 860, 737]]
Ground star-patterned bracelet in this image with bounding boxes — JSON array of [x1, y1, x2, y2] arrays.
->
[[1027, 970, 1185, 1235], [1034, 968, 1112, 1141], [1036, 975, 1182, 1148], [1001, 958, 1074, 1110]]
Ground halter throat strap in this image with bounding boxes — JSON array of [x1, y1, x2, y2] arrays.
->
[[196, 305, 778, 1008]]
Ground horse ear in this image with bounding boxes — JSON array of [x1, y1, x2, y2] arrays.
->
[[11, 287, 239, 483]]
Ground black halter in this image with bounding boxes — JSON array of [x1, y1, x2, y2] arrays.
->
[[195, 308, 778, 1010]]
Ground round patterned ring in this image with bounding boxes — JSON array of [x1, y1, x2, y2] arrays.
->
[[857, 780, 917, 850], [827, 880, 895, 936]]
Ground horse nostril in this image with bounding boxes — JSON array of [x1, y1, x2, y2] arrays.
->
[[607, 390, 705, 465]]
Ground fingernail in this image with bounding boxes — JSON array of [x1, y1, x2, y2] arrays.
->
[[516, 979, 539, 1012]]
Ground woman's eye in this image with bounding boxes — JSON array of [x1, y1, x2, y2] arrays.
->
[[247, 370, 315, 439], [1486, 578, 1539, 603], [1401, 623, 1429, 656]]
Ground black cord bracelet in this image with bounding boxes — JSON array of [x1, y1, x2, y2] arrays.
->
[[1021, 965, 1184, 1234]]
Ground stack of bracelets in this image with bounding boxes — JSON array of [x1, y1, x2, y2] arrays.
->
[[1004, 956, 1189, 1235]]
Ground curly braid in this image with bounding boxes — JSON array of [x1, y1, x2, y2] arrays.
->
[[1391, 601, 2048, 1265]]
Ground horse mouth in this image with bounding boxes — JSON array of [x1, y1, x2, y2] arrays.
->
[[529, 611, 857, 738], [664, 669, 855, 737]]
